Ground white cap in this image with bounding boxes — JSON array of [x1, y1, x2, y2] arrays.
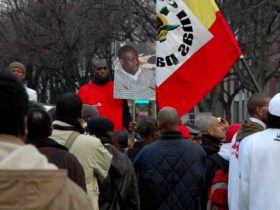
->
[[268, 93, 280, 117]]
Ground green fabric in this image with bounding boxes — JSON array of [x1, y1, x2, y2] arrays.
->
[[236, 119, 264, 142]]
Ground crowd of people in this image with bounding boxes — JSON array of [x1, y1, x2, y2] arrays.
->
[[1, 57, 280, 210]]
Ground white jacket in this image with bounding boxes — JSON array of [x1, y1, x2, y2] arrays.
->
[[228, 133, 239, 210], [228, 117, 266, 210], [238, 129, 280, 210], [51, 120, 112, 210]]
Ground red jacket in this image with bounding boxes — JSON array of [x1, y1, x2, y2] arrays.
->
[[78, 81, 124, 131]]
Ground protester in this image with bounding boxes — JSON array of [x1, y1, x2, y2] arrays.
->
[[0, 70, 92, 210], [134, 107, 206, 210], [77, 59, 132, 131], [197, 116, 226, 156], [206, 123, 241, 210], [114, 45, 155, 100], [238, 93, 280, 210], [127, 116, 159, 162], [50, 93, 112, 210], [28, 107, 87, 191], [8, 61, 38, 101], [87, 117, 140, 210], [228, 93, 270, 210]]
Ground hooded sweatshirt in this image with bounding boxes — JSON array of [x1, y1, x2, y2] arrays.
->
[[0, 134, 92, 210]]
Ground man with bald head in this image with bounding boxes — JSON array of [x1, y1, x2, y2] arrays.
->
[[134, 107, 206, 210], [197, 115, 226, 156]]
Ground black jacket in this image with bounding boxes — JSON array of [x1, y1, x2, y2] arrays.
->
[[99, 144, 140, 210], [201, 135, 221, 156], [134, 131, 206, 210]]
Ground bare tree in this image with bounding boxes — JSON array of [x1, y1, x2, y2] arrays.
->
[[199, 0, 280, 122], [0, 0, 156, 103]]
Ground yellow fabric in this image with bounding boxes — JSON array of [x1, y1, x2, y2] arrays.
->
[[183, 0, 219, 29]]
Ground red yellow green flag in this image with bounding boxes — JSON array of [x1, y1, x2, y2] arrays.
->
[[156, 0, 242, 116]]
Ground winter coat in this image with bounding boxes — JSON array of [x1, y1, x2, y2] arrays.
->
[[201, 135, 221, 156], [29, 137, 87, 191], [0, 134, 92, 210], [99, 144, 140, 210], [203, 143, 230, 209], [51, 120, 112, 210], [228, 117, 265, 210], [134, 131, 206, 210]]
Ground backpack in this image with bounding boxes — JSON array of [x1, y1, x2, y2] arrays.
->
[[207, 168, 229, 210]]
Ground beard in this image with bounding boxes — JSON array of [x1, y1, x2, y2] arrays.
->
[[92, 75, 110, 85]]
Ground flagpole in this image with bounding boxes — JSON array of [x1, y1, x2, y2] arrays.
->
[[240, 55, 261, 93]]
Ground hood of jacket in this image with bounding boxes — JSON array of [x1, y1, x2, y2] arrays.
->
[[236, 118, 265, 142], [0, 170, 70, 209], [218, 143, 231, 161], [0, 135, 57, 170]]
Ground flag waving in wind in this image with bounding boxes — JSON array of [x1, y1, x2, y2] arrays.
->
[[156, 0, 242, 116]]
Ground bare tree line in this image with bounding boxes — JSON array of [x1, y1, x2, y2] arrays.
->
[[0, 0, 155, 103]]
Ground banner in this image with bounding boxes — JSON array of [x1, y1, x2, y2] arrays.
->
[[156, 0, 242, 116], [114, 44, 156, 100]]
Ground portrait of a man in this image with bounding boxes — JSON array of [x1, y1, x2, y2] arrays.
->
[[114, 45, 155, 100]]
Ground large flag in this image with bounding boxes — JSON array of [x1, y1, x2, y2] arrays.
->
[[156, 0, 242, 116]]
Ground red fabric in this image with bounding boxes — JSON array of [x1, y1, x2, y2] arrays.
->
[[225, 123, 241, 143], [178, 124, 190, 138], [77, 81, 124, 131], [156, 12, 242, 117]]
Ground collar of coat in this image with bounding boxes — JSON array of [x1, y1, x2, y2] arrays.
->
[[159, 131, 183, 140], [28, 137, 68, 151], [201, 135, 221, 148]]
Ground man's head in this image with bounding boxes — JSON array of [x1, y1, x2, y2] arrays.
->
[[8, 62, 26, 82], [82, 104, 99, 123], [28, 108, 52, 139], [113, 131, 128, 150], [247, 93, 271, 122], [88, 117, 114, 138], [0, 70, 28, 140], [118, 45, 139, 76], [266, 93, 280, 128], [197, 115, 226, 140], [55, 93, 82, 124], [137, 116, 159, 143], [91, 59, 110, 83], [157, 107, 179, 131]]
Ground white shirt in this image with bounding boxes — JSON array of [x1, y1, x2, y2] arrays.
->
[[228, 117, 265, 210], [238, 129, 280, 210], [25, 86, 38, 102]]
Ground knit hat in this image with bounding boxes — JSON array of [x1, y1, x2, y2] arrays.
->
[[9, 62, 26, 73], [268, 93, 280, 117], [92, 59, 107, 69], [225, 123, 241, 143], [178, 124, 190, 138], [87, 117, 114, 138]]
